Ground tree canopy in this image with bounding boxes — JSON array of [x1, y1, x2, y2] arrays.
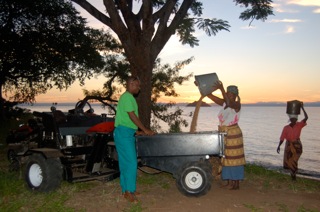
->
[[72, 0, 274, 127], [84, 52, 194, 132], [0, 0, 114, 122]]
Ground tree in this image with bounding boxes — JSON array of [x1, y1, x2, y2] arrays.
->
[[0, 0, 112, 123], [72, 0, 273, 128]]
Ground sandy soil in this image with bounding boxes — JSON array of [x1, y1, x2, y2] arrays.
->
[[65, 169, 320, 212]]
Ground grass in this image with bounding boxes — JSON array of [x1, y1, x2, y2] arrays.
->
[[243, 164, 320, 212], [0, 159, 170, 211], [0, 171, 73, 211], [137, 169, 172, 190], [0, 162, 100, 211], [245, 163, 320, 192]]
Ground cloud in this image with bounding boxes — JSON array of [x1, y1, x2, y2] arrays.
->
[[159, 35, 192, 59], [269, 19, 302, 23], [287, 0, 320, 7], [285, 25, 295, 33], [272, 3, 299, 13], [314, 8, 320, 13], [240, 25, 256, 30], [274, 1, 320, 13]]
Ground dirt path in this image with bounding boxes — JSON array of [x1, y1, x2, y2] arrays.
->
[[65, 170, 320, 212]]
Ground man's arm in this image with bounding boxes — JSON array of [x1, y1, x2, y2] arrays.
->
[[128, 111, 155, 135]]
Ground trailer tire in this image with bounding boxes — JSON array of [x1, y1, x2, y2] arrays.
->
[[25, 154, 62, 192], [176, 161, 212, 197]]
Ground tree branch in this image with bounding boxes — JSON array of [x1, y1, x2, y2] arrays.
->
[[117, 0, 141, 34], [102, 0, 130, 43], [71, 0, 111, 26], [151, 0, 194, 60], [141, 0, 154, 41], [168, 0, 194, 32]]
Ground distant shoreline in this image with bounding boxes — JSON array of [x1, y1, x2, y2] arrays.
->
[[179, 102, 320, 107], [18, 102, 320, 107]]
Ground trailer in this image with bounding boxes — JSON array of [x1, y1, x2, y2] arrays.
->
[[136, 131, 225, 197]]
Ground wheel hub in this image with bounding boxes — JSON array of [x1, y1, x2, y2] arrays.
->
[[29, 163, 43, 187], [185, 171, 203, 189]]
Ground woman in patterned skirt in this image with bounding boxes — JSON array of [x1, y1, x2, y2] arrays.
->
[[277, 103, 308, 180], [206, 81, 245, 190]]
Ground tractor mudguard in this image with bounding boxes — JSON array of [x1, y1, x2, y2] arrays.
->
[[86, 121, 115, 134], [26, 148, 63, 159]]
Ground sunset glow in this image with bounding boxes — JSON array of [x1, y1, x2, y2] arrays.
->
[[33, 0, 319, 104]]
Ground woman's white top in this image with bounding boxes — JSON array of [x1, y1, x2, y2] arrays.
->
[[218, 103, 241, 126]]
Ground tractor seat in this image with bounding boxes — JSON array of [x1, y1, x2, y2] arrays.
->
[[53, 110, 67, 125]]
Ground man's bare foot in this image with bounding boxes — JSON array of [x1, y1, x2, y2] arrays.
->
[[123, 191, 139, 203]]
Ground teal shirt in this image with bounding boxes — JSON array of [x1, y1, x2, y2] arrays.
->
[[115, 91, 139, 130]]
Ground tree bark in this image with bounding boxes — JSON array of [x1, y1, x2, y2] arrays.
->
[[0, 84, 7, 127], [134, 60, 153, 129]]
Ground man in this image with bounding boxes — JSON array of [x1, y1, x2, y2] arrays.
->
[[114, 76, 155, 203]]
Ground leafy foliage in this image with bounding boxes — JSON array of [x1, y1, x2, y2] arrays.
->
[[150, 58, 193, 132], [196, 18, 230, 36], [176, 17, 199, 47], [235, 0, 274, 26], [0, 0, 107, 103]]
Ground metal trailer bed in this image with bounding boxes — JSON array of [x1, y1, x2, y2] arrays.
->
[[136, 131, 225, 197]]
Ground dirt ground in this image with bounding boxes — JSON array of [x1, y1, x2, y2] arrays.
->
[[65, 169, 320, 212]]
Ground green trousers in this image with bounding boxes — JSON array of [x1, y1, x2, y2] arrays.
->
[[114, 125, 137, 193]]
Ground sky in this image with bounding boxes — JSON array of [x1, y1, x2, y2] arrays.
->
[[36, 0, 320, 104]]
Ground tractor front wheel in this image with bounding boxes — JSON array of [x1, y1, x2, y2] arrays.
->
[[25, 154, 62, 192]]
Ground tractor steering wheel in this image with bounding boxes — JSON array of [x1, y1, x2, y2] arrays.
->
[[74, 100, 93, 115]]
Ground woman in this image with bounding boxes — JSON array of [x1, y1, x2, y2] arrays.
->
[[205, 81, 245, 190], [276, 103, 308, 181]]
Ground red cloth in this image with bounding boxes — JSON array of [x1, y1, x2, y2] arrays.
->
[[280, 121, 307, 142]]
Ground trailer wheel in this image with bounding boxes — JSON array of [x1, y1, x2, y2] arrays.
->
[[176, 161, 212, 197], [25, 154, 62, 192]]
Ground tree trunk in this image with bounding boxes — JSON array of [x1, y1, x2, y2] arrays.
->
[[0, 84, 7, 128], [129, 54, 153, 129], [137, 67, 152, 129]]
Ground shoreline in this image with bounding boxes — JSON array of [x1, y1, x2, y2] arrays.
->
[[247, 161, 320, 181]]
